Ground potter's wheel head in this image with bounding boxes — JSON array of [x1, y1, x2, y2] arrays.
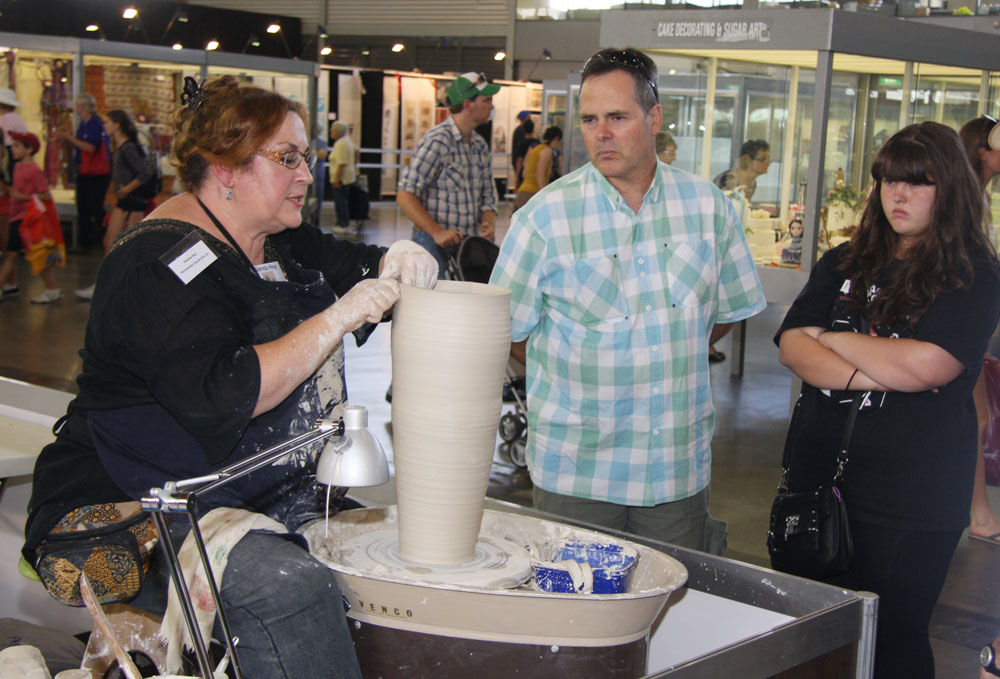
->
[[333, 528, 531, 588]]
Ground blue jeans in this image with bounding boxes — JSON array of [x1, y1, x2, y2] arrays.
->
[[331, 184, 351, 227], [412, 228, 455, 280], [133, 526, 361, 679]]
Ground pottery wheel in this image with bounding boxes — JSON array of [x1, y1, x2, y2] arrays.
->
[[334, 528, 532, 588]]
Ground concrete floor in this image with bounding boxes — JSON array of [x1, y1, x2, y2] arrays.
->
[[1, 201, 998, 677]]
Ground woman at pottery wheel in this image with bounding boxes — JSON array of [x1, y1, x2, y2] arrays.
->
[[21, 76, 437, 678]]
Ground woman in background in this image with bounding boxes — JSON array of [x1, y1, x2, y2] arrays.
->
[[959, 115, 1000, 545], [512, 125, 562, 211], [776, 122, 1000, 678], [103, 109, 154, 251], [656, 131, 677, 165]]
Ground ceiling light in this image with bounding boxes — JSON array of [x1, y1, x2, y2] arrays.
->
[[320, 46, 332, 56], [122, 7, 138, 19], [206, 40, 219, 51], [494, 51, 506, 61], [86, 24, 99, 32], [391, 43, 405, 53], [361, 48, 371, 56], [172, 43, 183, 51], [267, 24, 281, 34]]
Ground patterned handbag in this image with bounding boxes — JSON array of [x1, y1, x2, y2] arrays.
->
[[33, 502, 159, 607]]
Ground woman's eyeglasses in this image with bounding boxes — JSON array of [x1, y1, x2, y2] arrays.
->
[[586, 49, 659, 102], [257, 149, 317, 171]]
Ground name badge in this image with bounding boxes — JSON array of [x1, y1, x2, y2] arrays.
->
[[255, 261, 286, 282], [161, 231, 218, 284]]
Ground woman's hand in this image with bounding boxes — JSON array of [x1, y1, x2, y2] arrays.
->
[[254, 278, 399, 417], [326, 278, 400, 333], [381, 240, 438, 289]]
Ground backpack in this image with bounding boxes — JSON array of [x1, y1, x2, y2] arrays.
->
[[122, 141, 161, 201]]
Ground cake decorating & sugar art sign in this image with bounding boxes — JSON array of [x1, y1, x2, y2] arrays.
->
[[655, 20, 772, 44]]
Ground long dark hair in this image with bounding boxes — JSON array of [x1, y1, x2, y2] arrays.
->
[[839, 121, 991, 327], [107, 109, 139, 146]]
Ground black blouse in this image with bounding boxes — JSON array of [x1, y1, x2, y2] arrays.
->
[[775, 244, 1000, 530]]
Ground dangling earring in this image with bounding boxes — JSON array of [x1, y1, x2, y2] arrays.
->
[[226, 188, 233, 201]]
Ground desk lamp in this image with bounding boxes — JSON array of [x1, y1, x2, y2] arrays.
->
[[141, 404, 389, 679]]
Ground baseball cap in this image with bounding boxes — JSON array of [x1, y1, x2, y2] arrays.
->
[[447, 72, 500, 106], [517, 110, 531, 121], [9, 131, 40, 155]]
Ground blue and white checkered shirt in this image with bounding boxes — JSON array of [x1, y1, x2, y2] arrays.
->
[[397, 116, 497, 235], [490, 161, 766, 506]]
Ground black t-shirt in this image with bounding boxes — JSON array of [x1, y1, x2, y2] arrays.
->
[[24, 220, 385, 556], [774, 243, 1000, 531]]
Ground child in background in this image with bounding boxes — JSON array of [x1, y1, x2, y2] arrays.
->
[[0, 131, 61, 303]]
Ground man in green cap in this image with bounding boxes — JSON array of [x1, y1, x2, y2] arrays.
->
[[397, 71, 500, 275]]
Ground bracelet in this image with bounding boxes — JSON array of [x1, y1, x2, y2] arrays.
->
[[846, 368, 859, 390]]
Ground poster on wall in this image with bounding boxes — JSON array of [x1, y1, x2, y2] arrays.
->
[[337, 72, 363, 147], [316, 72, 330, 137], [492, 84, 514, 193], [400, 76, 436, 167], [382, 75, 400, 196], [526, 84, 543, 112]]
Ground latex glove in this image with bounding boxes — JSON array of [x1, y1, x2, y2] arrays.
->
[[326, 278, 400, 334], [381, 239, 439, 289]]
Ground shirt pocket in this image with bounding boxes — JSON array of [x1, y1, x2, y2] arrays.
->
[[662, 238, 715, 308], [562, 255, 630, 327], [441, 159, 474, 194]]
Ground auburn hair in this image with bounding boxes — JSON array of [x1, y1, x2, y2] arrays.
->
[[170, 75, 308, 190]]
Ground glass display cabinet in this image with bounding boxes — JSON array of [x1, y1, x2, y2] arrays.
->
[[595, 8, 1000, 305], [0, 31, 315, 238]]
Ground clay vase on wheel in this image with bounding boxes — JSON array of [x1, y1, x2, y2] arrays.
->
[[390, 280, 511, 565]]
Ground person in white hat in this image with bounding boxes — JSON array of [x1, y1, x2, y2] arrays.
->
[[396, 71, 501, 274], [0, 87, 28, 300]]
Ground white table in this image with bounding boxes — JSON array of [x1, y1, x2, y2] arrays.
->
[[0, 378, 72, 500]]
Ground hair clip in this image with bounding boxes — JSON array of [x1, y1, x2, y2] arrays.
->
[[181, 76, 206, 112]]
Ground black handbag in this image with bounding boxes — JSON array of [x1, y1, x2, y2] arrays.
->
[[767, 392, 864, 579]]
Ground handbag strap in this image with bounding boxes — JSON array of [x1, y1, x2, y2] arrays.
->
[[832, 392, 865, 483], [779, 390, 865, 489]]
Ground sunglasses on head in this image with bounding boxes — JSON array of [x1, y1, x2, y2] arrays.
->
[[587, 49, 659, 101], [458, 73, 488, 101]]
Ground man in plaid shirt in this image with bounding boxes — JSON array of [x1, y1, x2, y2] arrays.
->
[[398, 72, 500, 276], [490, 48, 766, 553]]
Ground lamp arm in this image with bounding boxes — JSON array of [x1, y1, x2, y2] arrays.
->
[[144, 419, 344, 513], [140, 417, 344, 679]]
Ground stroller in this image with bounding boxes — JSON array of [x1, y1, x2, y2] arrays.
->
[[442, 236, 528, 469]]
